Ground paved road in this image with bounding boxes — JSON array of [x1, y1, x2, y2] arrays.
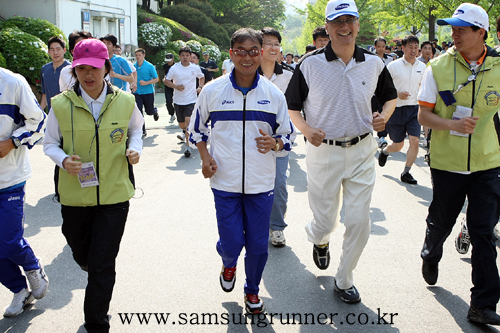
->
[[1, 94, 499, 332]]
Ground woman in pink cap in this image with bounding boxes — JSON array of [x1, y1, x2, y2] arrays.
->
[[43, 38, 144, 332]]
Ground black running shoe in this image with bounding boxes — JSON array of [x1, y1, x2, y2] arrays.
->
[[334, 278, 361, 303], [313, 243, 330, 270]]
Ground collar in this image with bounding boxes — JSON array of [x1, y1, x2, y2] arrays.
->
[[79, 82, 107, 106], [257, 62, 284, 76], [324, 41, 366, 63], [459, 45, 487, 65], [229, 68, 260, 92]]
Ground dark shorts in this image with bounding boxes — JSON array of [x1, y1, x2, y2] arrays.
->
[[174, 103, 195, 123], [386, 105, 420, 143], [134, 93, 156, 116]]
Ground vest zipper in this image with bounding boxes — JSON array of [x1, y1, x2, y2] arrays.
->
[[95, 120, 100, 205], [242, 94, 247, 194], [468, 80, 475, 171]]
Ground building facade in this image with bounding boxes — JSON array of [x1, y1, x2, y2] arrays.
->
[[1, 0, 137, 55]]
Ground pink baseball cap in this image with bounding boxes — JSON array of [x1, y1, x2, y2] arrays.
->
[[72, 39, 109, 68]]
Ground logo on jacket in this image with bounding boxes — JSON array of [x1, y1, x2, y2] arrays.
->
[[257, 100, 271, 105], [222, 100, 234, 105], [8, 196, 21, 201], [110, 128, 124, 144], [485, 91, 500, 106]]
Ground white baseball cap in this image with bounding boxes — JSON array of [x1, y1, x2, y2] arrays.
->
[[437, 3, 489, 32], [325, 0, 359, 21]]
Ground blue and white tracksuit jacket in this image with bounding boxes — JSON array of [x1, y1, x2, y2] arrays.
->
[[0, 68, 46, 293], [189, 70, 293, 194], [188, 70, 293, 295]]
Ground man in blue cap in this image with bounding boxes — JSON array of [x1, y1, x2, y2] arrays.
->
[[418, 2, 500, 325]]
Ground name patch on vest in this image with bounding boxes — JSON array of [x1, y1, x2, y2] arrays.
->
[[485, 91, 500, 106], [110, 128, 124, 144]]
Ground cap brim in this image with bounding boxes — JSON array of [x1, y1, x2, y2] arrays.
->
[[326, 12, 359, 21], [436, 18, 473, 27], [72, 58, 105, 68]]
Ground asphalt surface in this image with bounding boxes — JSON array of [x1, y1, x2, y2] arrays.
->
[[1, 93, 500, 332]]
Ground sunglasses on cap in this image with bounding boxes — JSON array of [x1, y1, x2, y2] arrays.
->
[[231, 48, 261, 57]]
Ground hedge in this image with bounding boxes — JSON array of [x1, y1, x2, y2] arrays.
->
[[0, 27, 51, 90]]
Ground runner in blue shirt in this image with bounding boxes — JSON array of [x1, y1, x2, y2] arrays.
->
[[100, 34, 133, 91]]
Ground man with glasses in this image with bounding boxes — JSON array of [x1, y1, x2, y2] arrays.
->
[[286, 0, 397, 304], [258, 27, 295, 248], [40, 37, 70, 112], [188, 28, 292, 314], [379, 35, 425, 185]]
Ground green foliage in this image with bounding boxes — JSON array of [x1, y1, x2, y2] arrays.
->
[[137, 7, 214, 46], [2, 16, 71, 61], [160, 4, 230, 48], [221, 23, 241, 40], [0, 52, 6, 68], [186, 0, 215, 19], [209, 0, 285, 31], [0, 28, 51, 91]]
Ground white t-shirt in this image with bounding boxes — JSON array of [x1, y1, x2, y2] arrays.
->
[[59, 64, 111, 92], [222, 59, 234, 74], [125, 59, 137, 93], [165, 62, 204, 105], [387, 57, 426, 107], [59, 66, 75, 91]]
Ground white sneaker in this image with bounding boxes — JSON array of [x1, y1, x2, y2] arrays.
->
[[270, 229, 286, 247], [3, 288, 35, 317], [25, 260, 49, 300], [169, 115, 176, 123], [177, 132, 185, 142]]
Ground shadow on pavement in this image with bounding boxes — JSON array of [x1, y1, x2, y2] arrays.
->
[[263, 246, 400, 332], [288, 148, 307, 194], [24, 194, 61, 238], [382, 175, 432, 208], [429, 286, 500, 333]]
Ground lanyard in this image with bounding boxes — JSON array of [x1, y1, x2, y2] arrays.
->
[[452, 55, 486, 112]]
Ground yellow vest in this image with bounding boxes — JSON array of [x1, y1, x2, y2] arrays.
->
[[52, 84, 136, 206], [430, 46, 500, 171]]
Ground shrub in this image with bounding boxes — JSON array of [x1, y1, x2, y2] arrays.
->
[[202, 44, 221, 62], [171, 40, 186, 53], [0, 52, 6, 68], [2, 16, 71, 61], [138, 22, 172, 48], [186, 40, 202, 53], [186, 0, 215, 20], [0, 28, 51, 92], [137, 7, 214, 45], [160, 4, 229, 48]]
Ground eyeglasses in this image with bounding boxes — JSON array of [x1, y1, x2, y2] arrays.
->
[[263, 42, 281, 48], [328, 17, 358, 26], [231, 48, 261, 57]]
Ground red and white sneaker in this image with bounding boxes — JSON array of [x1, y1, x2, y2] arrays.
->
[[219, 265, 236, 293], [244, 293, 265, 314], [455, 217, 471, 255]]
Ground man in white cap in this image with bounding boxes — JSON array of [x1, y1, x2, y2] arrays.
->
[[418, 2, 500, 325], [285, 0, 397, 303]]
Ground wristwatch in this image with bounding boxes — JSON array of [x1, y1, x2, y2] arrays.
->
[[11, 137, 21, 149], [273, 138, 280, 151]]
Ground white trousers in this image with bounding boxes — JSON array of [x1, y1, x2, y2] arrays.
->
[[305, 135, 377, 289]]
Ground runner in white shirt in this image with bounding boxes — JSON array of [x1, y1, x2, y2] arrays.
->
[[164, 46, 204, 157]]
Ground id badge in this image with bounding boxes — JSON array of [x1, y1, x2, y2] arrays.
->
[[450, 105, 473, 137], [77, 162, 99, 188]]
